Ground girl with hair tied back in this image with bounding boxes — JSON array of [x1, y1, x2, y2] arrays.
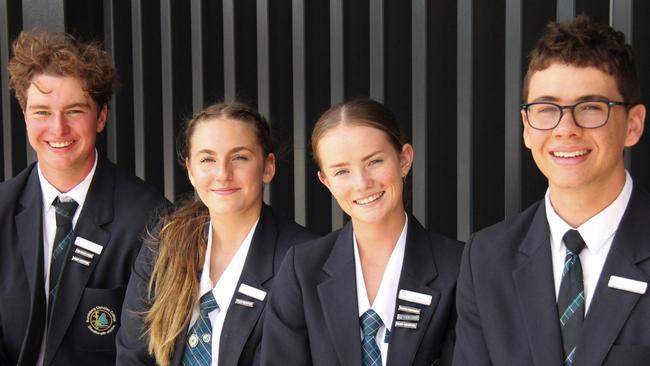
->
[[262, 98, 463, 366], [116, 102, 316, 365]]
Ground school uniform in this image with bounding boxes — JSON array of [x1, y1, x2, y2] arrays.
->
[[116, 204, 317, 365], [261, 215, 463, 366], [453, 175, 650, 366], [0, 159, 166, 366]]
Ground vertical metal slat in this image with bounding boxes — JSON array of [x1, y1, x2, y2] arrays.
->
[[292, 0, 306, 225], [257, 0, 272, 204], [160, 0, 175, 199], [191, 0, 204, 112], [411, 0, 427, 225], [369, 0, 384, 102], [131, 0, 146, 180], [504, 0, 522, 217], [330, 0, 344, 230], [457, 0, 473, 240], [223, 0, 236, 102], [103, 0, 118, 164]]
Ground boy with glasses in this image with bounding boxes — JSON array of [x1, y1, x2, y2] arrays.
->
[[454, 15, 647, 366]]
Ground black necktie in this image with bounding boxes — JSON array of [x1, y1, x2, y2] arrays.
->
[[557, 229, 587, 366], [49, 197, 78, 305]]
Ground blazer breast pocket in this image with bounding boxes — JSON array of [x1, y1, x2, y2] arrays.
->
[[68, 285, 126, 351], [603, 345, 650, 365]]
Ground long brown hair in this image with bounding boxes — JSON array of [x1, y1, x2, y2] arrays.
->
[[144, 101, 273, 364]]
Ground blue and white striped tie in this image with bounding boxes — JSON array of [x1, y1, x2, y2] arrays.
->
[[182, 291, 219, 366], [360, 309, 383, 366], [558, 229, 586, 366]]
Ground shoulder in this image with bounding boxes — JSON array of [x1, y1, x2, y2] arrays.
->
[[99, 160, 168, 212], [0, 164, 37, 213], [290, 229, 340, 267], [464, 200, 545, 266]]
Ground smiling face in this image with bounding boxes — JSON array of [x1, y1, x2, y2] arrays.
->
[[24, 74, 106, 189], [316, 123, 413, 227], [186, 118, 275, 220], [522, 63, 645, 198]]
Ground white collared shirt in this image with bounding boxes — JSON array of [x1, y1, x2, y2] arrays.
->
[[354, 214, 408, 365], [37, 150, 97, 366], [188, 218, 259, 365], [545, 171, 633, 312]]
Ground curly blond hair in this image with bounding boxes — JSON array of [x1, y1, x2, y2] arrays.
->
[[8, 30, 118, 109]]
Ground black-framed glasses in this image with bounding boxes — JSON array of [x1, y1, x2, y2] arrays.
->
[[520, 100, 630, 130]]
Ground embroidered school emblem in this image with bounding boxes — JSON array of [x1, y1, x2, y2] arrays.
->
[[86, 306, 116, 335]]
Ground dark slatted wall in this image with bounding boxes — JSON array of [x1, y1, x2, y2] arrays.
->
[[1, 0, 649, 239]]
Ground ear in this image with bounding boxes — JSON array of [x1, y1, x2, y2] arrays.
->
[[186, 158, 196, 187], [96, 104, 108, 133], [521, 110, 532, 149], [399, 143, 414, 177], [317, 170, 331, 190], [262, 153, 276, 184], [624, 104, 646, 147]]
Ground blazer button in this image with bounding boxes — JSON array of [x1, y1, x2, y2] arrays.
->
[[431, 359, 440, 366]]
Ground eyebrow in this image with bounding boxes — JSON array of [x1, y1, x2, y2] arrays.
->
[[325, 150, 384, 169], [27, 102, 91, 110], [530, 94, 612, 103], [194, 146, 255, 155]]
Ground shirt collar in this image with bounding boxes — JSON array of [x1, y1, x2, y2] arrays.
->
[[545, 171, 633, 254], [354, 214, 408, 332], [199, 217, 260, 311], [38, 149, 98, 210]]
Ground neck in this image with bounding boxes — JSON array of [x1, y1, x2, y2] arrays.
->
[[209, 202, 262, 252], [549, 170, 626, 227], [353, 209, 406, 258], [40, 165, 92, 193]]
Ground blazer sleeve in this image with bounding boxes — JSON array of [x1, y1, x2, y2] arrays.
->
[[115, 243, 157, 365], [261, 246, 312, 365], [453, 235, 492, 366], [0, 311, 6, 364]]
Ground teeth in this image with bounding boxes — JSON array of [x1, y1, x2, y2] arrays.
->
[[553, 150, 588, 158], [49, 141, 73, 148], [355, 192, 384, 205]]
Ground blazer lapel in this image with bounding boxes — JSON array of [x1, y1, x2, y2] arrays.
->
[[512, 203, 564, 366], [317, 223, 363, 365], [219, 206, 277, 366], [44, 160, 114, 365], [574, 187, 650, 365], [16, 167, 48, 364], [386, 218, 440, 366]]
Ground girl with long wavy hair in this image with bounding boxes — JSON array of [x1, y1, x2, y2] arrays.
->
[[116, 102, 316, 365]]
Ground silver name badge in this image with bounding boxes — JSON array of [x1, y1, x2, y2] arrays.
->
[[398, 304, 421, 315], [234, 298, 255, 308], [395, 321, 418, 329], [396, 313, 420, 322]]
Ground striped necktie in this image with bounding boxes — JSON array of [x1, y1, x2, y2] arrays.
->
[[48, 197, 78, 310], [557, 229, 587, 366], [360, 309, 383, 366], [182, 291, 220, 366]]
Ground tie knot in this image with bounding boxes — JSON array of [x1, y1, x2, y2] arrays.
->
[[360, 309, 383, 337], [53, 197, 78, 226], [199, 291, 219, 315], [563, 229, 586, 255]]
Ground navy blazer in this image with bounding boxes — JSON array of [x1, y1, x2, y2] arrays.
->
[[454, 186, 650, 366], [0, 160, 166, 366], [261, 216, 463, 366], [116, 204, 317, 365]]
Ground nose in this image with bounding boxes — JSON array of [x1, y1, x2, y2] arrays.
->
[[354, 168, 374, 190], [215, 159, 233, 181], [51, 112, 69, 135], [553, 107, 581, 137]]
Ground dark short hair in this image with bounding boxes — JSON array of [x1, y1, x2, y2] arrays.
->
[[522, 15, 640, 104], [8, 30, 118, 109]]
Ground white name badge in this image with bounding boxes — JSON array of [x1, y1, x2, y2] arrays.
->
[[608, 275, 647, 295], [398, 289, 432, 306], [74, 237, 103, 255], [238, 283, 267, 301]]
